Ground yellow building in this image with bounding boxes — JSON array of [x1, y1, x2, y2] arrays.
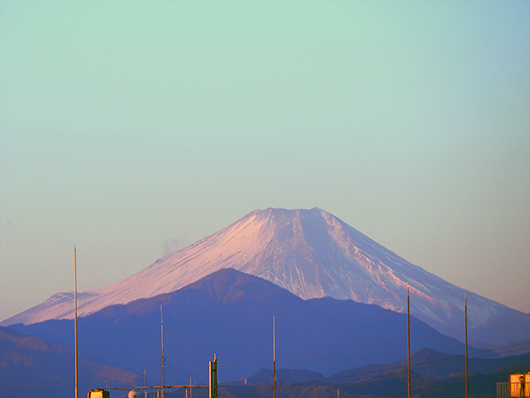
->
[[510, 374, 529, 398]]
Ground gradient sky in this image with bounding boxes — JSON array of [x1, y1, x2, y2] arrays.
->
[[1, 0, 529, 321]]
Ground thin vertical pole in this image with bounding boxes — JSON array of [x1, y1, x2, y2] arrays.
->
[[465, 294, 469, 398], [213, 355, 217, 398], [209, 361, 212, 398], [160, 305, 165, 398], [144, 369, 147, 398], [273, 316, 276, 398], [209, 355, 218, 398], [74, 245, 79, 398], [407, 283, 411, 398]]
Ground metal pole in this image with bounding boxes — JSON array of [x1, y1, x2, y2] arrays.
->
[[144, 369, 147, 398], [273, 315, 276, 398], [407, 283, 411, 398], [465, 294, 469, 398], [209, 355, 218, 398], [160, 305, 165, 398], [74, 245, 79, 398], [213, 355, 217, 398]]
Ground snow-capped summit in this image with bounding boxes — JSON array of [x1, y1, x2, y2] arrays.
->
[[3, 208, 526, 344]]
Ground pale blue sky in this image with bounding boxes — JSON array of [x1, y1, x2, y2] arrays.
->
[[1, 1, 529, 320]]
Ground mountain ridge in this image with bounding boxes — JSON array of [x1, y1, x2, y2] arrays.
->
[[0, 326, 141, 398], [3, 208, 527, 345], [8, 268, 479, 381]]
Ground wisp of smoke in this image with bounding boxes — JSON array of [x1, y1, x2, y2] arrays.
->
[[163, 232, 190, 255]]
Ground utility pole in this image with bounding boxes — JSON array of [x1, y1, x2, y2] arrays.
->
[[465, 294, 469, 398], [209, 355, 218, 398], [74, 245, 79, 398], [407, 283, 411, 398], [144, 370, 147, 398], [273, 316, 276, 398]]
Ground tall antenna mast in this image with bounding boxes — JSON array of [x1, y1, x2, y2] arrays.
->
[[407, 283, 411, 398], [74, 245, 79, 398], [273, 315, 276, 398], [161, 305, 165, 398], [465, 294, 469, 398]]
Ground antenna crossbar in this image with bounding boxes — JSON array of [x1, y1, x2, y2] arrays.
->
[[112, 385, 208, 391]]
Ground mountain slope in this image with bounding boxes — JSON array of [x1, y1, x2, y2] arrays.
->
[[224, 348, 530, 398], [324, 348, 530, 398], [0, 326, 141, 398], [329, 347, 530, 382], [3, 208, 527, 344], [9, 269, 477, 381]]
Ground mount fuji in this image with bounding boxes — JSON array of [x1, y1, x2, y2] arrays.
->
[[3, 208, 528, 344]]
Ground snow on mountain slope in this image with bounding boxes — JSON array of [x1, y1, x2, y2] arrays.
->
[[1, 208, 522, 343]]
